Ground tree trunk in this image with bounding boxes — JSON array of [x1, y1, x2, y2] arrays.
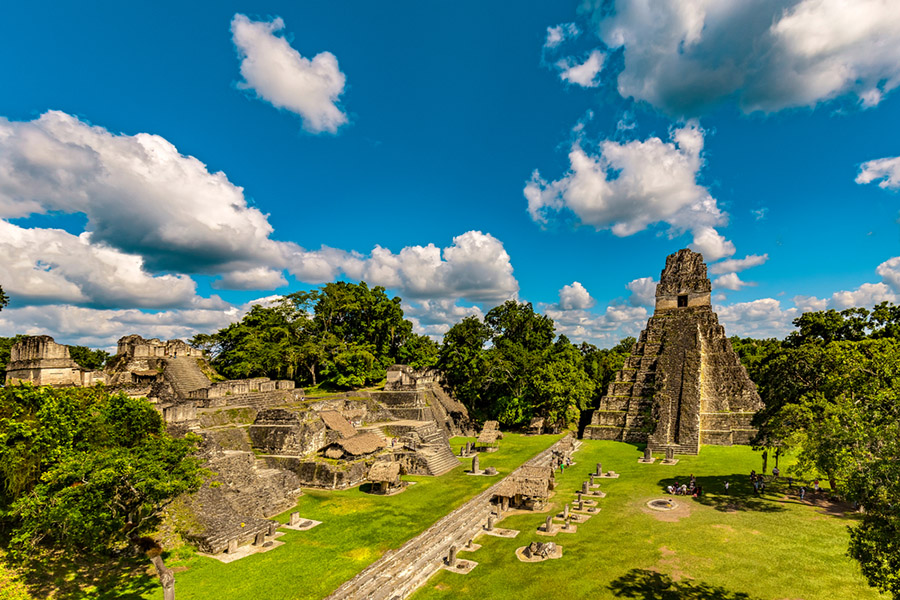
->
[[308, 365, 317, 386], [761, 450, 768, 474], [150, 554, 175, 600]]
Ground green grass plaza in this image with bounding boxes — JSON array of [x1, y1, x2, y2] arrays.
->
[[138, 435, 883, 600]]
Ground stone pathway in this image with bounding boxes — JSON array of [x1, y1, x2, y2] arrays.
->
[[323, 435, 572, 600]]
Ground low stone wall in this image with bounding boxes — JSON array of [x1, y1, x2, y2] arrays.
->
[[263, 456, 372, 489], [248, 409, 327, 456]]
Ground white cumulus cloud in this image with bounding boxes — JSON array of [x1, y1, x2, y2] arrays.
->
[[524, 122, 734, 261], [709, 254, 769, 275], [625, 276, 657, 307], [231, 14, 348, 134], [544, 23, 581, 49], [0, 111, 292, 286], [589, 0, 900, 115], [712, 272, 755, 291], [558, 281, 596, 310], [856, 156, 900, 190], [557, 49, 605, 88]]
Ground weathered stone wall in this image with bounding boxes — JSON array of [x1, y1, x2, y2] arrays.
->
[[4, 335, 99, 387], [117, 334, 200, 359], [263, 456, 371, 489], [248, 409, 327, 455]]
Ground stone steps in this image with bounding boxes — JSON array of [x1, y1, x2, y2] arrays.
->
[[165, 357, 211, 397]]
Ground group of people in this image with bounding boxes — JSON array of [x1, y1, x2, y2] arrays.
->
[[666, 474, 703, 498]]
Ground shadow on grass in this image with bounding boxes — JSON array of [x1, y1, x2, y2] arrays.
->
[[10, 550, 158, 600], [656, 474, 786, 513], [609, 569, 760, 600]]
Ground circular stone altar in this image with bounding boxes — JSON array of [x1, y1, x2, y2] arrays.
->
[[647, 498, 678, 511]]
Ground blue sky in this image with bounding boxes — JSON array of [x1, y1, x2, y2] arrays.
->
[[2, 0, 900, 348]]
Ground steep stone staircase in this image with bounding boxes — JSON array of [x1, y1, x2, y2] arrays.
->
[[164, 357, 211, 398], [416, 422, 459, 476]]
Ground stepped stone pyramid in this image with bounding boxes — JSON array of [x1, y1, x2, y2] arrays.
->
[[584, 249, 763, 454]]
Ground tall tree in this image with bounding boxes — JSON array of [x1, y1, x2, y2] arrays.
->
[[0, 285, 8, 311], [0, 385, 202, 600]]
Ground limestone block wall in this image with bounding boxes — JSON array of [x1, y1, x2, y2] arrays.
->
[[248, 409, 327, 455], [263, 456, 371, 489]]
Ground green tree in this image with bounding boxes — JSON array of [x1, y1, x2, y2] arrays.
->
[[0, 385, 202, 600], [0, 335, 26, 380], [438, 316, 492, 417], [68, 346, 111, 370], [0, 285, 8, 311]]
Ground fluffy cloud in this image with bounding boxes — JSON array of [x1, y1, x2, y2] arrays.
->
[[524, 122, 734, 260], [712, 272, 755, 291], [708, 254, 769, 275], [588, 0, 900, 115], [403, 299, 483, 338], [0, 221, 223, 310], [545, 302, 647, 346], [792, 256, 900, 311], [0, 111, 292, 284], [231, 14, 348, 134], [558, 281, 595, 310], [625, 276, 656, 307], [557, 49, 605, 88], [856, 155, 900, 190], [715, 298, 798, 338], [0, 303, 245, 349], [293, 231, 519, 305], [544, 23, 580, 49]]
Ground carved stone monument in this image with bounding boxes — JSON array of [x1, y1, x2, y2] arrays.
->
[[584, 249, 764, 454]]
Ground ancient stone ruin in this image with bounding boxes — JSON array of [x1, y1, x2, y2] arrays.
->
[[4, 335, 106, 387], [584, 249, 763, 454], [6, 335, 472, 556]]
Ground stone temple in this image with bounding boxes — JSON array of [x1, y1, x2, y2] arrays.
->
[[584, 249, 763, 454]]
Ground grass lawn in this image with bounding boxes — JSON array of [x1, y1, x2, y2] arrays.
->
[[412, 440, 887, 600], [129, 432, 563, 600]]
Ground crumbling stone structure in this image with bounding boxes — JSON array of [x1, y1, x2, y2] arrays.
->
[[584, 249, 763, 454], [4, 336, 105, 386]]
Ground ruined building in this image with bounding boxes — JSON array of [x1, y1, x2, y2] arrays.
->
[[5, 334, 472, 554], [584, 249, 763, 454], [5, 335, 106, 387]]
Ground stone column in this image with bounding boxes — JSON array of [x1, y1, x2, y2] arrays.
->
[[578, 499, 584, 511], [582, 481, 589, 495], [448, 545, 457, 567], [564, 503, 569, 520], [501, 496, 509, 512], [472, 455, 480, 473], [486, 515, 494, 531], [590, 474, 595, 485], [545, 515, 552, 532], [644, 447, 652, 461], [268, 522, 277, 536], [253, 531, 265, 546], [577, 492, 583, 503], [596, 462, 602, 476], [666, 447, 675, 461], [290, 512, 300, 527], [227, 538, 238, 553]]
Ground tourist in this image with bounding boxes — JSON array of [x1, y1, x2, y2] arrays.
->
[[788, 476, 793, 488], [814, 480, 820, 493], [724, 480, 730, 493], [800, 486, 806, 500], [772, 466, 780, 478]]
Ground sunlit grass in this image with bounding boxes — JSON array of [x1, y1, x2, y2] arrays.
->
[[412, 440, 887, 600]]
